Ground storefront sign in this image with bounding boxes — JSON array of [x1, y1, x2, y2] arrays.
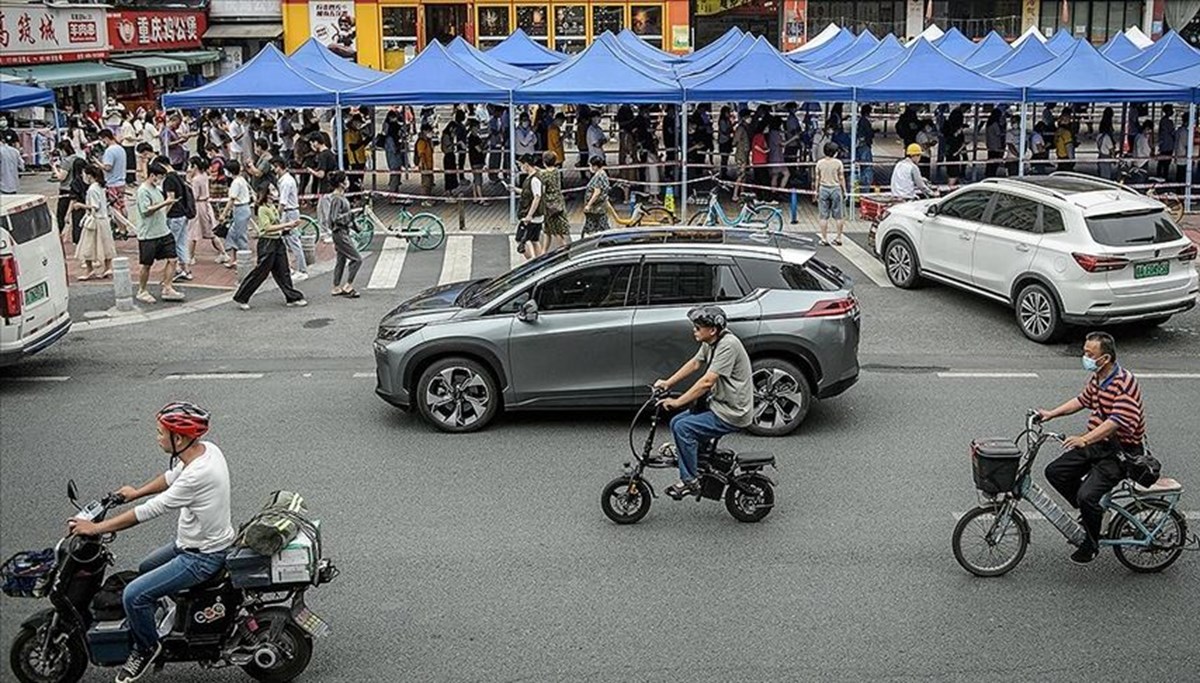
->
[[695, 0, 758, 17], [1020, 0, 1038, 30], [0, 3, 108, 65], [781, 0, 807, 51], [108, 11, 207, 52], [671, 25, 689, 51], [309, 1, 356, 61]]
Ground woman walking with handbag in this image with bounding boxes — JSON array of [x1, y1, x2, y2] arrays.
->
[[537, 151, 571, 252], [72, 164, 116, 279], [318, 171, 363, 298], [581, 156, 611, 236], [231, 187, 307, 310], [187, 156, 224, 266]]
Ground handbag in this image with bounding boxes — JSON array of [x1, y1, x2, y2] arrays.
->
[[214, 219, 230, 239], [1120, 447, 1162, 488]]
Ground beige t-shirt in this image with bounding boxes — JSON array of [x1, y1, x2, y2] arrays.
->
[[814, 157, 844, 188]]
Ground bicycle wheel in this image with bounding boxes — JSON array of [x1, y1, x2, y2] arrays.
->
[[635, 207, 676, 227], [352, 216, 376, 253], [687, 210, 713, 226], [952, 505, 1030, 577], [750, 206, 784, 232], [1110, 501, 1187, 573], [296, 215, 320, 241], [406, 213, 446, 251]]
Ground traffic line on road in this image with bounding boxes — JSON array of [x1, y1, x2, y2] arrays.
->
[[831, 239, 892, 288], [1138, 373, 1200, 379], [953, 510, 1200, 521], [937, 372, 1040, 379], [366, 237, 408, 290], [164, 373, 265, 380], [510, 237, 527, 272], [352, 372, 375, 379], [5, 375, 71, 382], [438, 235, 474, 285]]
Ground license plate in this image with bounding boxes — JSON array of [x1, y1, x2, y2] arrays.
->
[[24, 282, 48, 305], [292, 605, 330, 638], [1134, 260, 1170, 279]]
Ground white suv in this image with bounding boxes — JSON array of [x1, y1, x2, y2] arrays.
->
[[871, 174, 1198, 342]]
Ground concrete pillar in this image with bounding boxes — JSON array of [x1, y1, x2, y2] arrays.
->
[[235, 249, 253, 281], [111, 257, 133, 312]]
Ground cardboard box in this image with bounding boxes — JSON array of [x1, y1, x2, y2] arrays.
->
[[270, 521, 319, 585]]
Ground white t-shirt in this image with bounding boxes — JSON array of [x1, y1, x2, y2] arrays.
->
[[526, 175, 544, 224], [228, 121, 244, 154], [228, 176, 252, 206], [135, 442, 236, 554], [277, 172, 299, 211]]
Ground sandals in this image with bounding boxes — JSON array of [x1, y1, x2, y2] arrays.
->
[[160, 291, 186, 302], [77, 272, 95, 281], [818, 239, 829, 247], [135, 291, 156, 304], [665, 480, 700, 500], [832, 239, 844, 246]]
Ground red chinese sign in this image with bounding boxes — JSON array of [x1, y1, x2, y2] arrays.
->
[[107, 10, 207, 52], [0, 4, 108, 65]]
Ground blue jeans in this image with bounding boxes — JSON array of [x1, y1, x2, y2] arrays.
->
[[227, 204, 252, 253], [123, 543, 225, 652], [281, 208, 306, 273], [167, 216, 189, 265], [855, 145, 874, 187], [670, 410, 738, 482]]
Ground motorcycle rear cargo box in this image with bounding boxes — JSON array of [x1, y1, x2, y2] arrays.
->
[[87, 619, 132, 666], [228, 520, 320, 590], [971, 438, 1022, 495]]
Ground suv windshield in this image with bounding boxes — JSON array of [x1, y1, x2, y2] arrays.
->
[[463, 248, 571, 307], [1085, 209, 1183, 246]]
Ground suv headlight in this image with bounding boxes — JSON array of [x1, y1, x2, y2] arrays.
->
[[376, 324, 424, 343]]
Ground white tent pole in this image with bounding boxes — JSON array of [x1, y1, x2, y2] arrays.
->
[[1187, 101, 1195, 214], [849, 92, 858, 210], [509, 94, 517, 226], [680, 100, 689, 223], [1018, 94, 1027, 177], [334, 98, 345, 171]]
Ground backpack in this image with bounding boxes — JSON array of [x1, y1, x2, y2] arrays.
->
[[67, 157, 88, 200], [180, 179, 197, 220], [440, 128, 455, 152]]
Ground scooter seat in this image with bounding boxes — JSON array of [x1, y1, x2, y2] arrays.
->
[[179, 569, 229, 595], [736, 451, 775, 467], [1132, 477, 1182, 495]]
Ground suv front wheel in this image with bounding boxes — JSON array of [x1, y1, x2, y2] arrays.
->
[[883, 236, 921, 288], [415, 357, 500, 433], [747, 358, 811, 437], [1014, 283, 1064, 343]]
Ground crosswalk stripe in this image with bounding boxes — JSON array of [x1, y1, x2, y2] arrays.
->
[[366, 237, 408, 290], [438, 235, 474, 285], [510, 237, 526, 271], [832, 238, 892, 288]]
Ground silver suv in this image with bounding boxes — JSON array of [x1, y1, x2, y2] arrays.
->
[[872, 173, 1199, 342], [373, 228, 861, 434]]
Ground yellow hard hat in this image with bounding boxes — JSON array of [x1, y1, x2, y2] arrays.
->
[[906, 143, 923, 156]]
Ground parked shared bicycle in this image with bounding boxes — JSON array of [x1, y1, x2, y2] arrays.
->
[[688, 187, 784, 232]]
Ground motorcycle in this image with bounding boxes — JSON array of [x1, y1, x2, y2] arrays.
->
[[601, 387, 777, 524], [3, 481, 337, 683]]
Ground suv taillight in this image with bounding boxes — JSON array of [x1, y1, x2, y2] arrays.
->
[[1072, 252, 1129, 273], [1179, 244, 1198, 262], [0, 254, 20, 319], [803, 297, 858, 318]]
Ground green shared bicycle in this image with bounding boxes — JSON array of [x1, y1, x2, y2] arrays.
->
[[297, 199, 446, 254]]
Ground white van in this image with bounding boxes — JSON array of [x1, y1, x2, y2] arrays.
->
[[1, 194, 71, 365]]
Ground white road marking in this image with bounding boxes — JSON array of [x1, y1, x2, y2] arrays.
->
[[1137, 373, 1200, 379], [953, 510, 1200, 521], [366, 237, 408, 290], [164, 373, 264, 380], [352, 372, 375, 379], [438, 235, 474, 285], [831, 239, 892, 288], [510, 238, 527, 272], [937, 372, 1040, 379], [6, 376, 70, 382]]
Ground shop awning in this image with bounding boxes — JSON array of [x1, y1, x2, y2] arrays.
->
[[148, 50, 222, 65], [0, 62, 137, 88], [109, 56, 188, 78], [203, 23, 283, 40], [0, 82, 55, 110]]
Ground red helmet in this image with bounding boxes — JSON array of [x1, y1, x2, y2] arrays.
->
[[157, 402, 211, 439]]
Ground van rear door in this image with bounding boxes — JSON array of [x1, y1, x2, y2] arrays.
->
[[2, 200, 65, 340]]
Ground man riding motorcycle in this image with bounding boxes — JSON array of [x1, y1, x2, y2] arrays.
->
[[654, 306, 754, 498], [67, 402, 234, 683]]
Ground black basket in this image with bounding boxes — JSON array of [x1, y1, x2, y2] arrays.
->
[[971, 439, 1022, 495], [1, 549, 56, 598]]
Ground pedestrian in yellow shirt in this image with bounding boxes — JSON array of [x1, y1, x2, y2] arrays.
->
[[415, 123, 435, 206], [548, 113, 565, 165]]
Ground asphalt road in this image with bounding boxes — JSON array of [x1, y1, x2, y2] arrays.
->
[[2, 248, 1199, 683]]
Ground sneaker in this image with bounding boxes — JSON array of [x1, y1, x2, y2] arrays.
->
[[1070, 544, 1099, 565], [292, 271, 309, 282], [235, 301, 250, 311], [171, 271, 188, 283], [115, 642, 162, 683], [286, 299, 308, 307], [215, 254, 230, 264]]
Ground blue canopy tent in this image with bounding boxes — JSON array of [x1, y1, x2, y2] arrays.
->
[[675, 33, 755, 77], [963, 31, 1011, 68], [981, 35, 1057, 77], [1044, 30, 1077, 54], [163, 44, 340, 109], [933, 27, 979, 62], [1151, 63, 1200, 210], [0, 81, 55, 109], [446, 37, 534, 83], [289, 38, 387, 84], [596, 31, 677, 76], [824, 34, 905, 77], [1098, 31, 1142, 63], [999, 39, 1189, 101], [800, 30, 879, 71], [1152, 64, 1200, 100], [342, 40, 515, 104], [514, 35, 682, 104], [680, 27, 743, 63], [1124, 31, 1200, 76], [847, 38, 1021, 102], [787, 27, 855, 64], [485, 28, 567, 71], [616, 29, 683, 64]]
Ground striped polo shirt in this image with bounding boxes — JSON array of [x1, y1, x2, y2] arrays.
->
[[1077, 365, 1145, 446]]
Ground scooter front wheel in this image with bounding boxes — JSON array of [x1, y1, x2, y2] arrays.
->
[[725, 474, 775, 523], [952, 505, 1030, 577], [9, 621, 88, 683], [602, 476, 652, 525]]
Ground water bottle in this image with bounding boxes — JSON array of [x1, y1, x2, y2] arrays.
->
[[664, 187, 676, 215], [1023, 481, 1088, 546]]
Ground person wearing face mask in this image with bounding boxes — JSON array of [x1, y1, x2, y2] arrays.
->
[[1036, 332, 1147, 565]]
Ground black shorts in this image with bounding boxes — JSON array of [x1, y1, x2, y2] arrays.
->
[[138, 235, 177, 266], [519, 221, 543, 243]]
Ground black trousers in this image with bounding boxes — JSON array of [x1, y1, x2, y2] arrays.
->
[[233, 238, 304, 305], [1155, 158, 1173, 181], [985, 150, 1004, 177], [1044, 440, 1131, 546], [57, 196, 85, 244]]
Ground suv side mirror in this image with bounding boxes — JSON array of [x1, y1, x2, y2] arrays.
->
[[517, 299, 539, 323], [67, 479, 78, 502], [925, 203, 940, 216]]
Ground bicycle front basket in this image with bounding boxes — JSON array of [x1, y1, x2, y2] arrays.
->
[[1, 549, 57, 598], [971, 439, 1022, 495]]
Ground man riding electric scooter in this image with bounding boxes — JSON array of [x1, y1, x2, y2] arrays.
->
[[653, 306, 754, 499]]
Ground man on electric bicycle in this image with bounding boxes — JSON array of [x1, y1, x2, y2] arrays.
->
[[67, 402, 235, 682], [1037, 332, 1147, 565], [654, 306, 754, 498]]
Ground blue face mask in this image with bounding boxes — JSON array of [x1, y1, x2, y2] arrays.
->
[[1082, 355, 1102, 372]]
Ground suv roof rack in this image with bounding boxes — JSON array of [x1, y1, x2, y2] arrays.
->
[[978, 177, 1068, 201], [1046, 171, 1141, 196]]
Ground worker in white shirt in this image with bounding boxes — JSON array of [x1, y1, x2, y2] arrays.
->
[[890, 143, 937, 200]]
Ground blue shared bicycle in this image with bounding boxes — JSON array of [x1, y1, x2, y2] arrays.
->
[[687, 187, 784, 232]]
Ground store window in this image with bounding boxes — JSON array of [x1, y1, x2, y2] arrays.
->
[[592, 5, 625, 35], [1039, 0, 1143, 42], [515, 5, 551, 46], [930, 0, 1022, 38], [806, 1, 906, 39], [477, 5, 512, 48], [630, 5, 664, 48], [553, 5, 587, 53], [381, 5, 418, 70]]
